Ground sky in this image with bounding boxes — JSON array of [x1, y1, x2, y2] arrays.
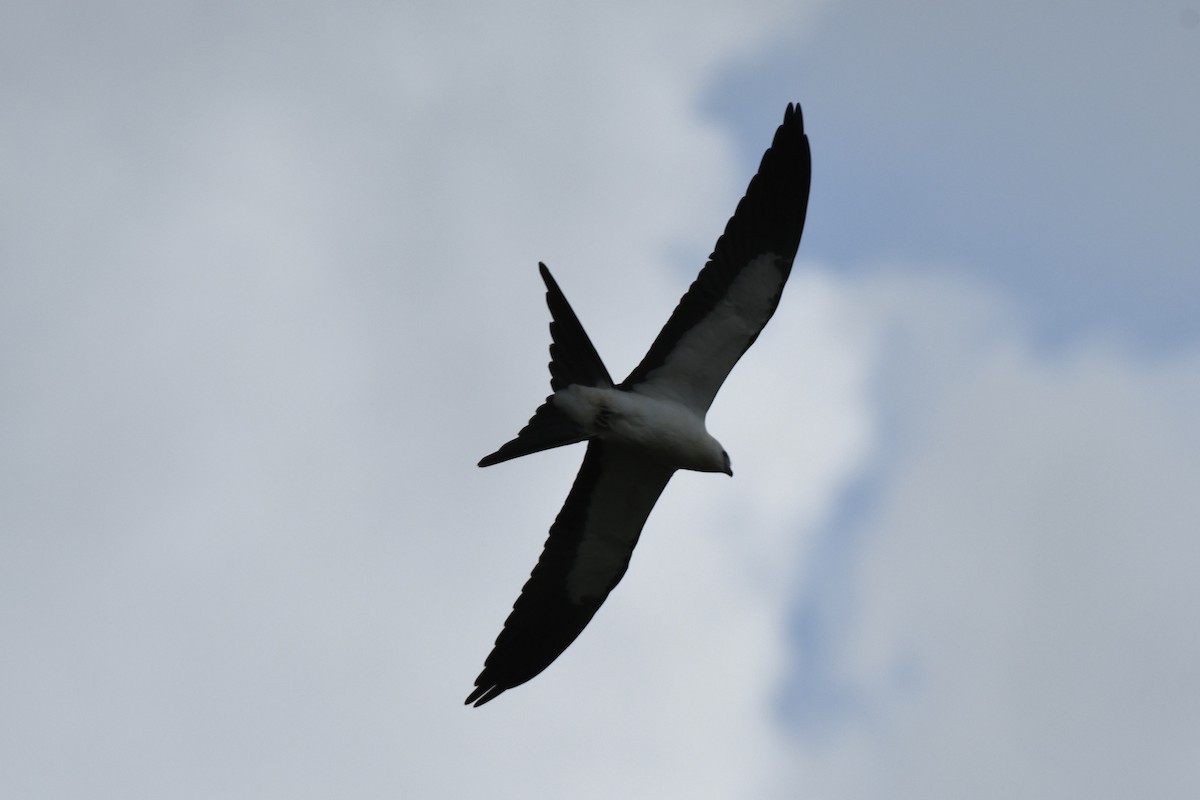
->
[[2, 0, 1198, 797]]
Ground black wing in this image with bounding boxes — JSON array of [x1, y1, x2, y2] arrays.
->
[[466, 441, 674, 706], [621, 102, 811, 413]]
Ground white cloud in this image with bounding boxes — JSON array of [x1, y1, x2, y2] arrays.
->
[[785, 271, 1200, 799], [5, 1, 1200, 797], [0, 2, 840, 798]]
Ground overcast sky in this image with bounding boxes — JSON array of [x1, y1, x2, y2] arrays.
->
[[3, 1, 1198, 797]]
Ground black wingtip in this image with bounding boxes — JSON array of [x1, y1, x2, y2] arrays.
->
[[784, 101, 804, 130], [464, 684, 503, 707]]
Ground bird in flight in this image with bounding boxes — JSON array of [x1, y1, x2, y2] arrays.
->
[[466, 103, 811, 707]]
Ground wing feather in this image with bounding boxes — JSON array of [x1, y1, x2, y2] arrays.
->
[[466, 441, 674, 706], [622, 103, 811, 412]]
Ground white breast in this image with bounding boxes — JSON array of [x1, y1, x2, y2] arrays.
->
[[551, 385, 726, 473]]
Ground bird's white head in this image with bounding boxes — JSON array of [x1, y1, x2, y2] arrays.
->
[[696, 436, 733, 476]]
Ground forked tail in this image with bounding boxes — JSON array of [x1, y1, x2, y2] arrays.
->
[[478, 264, 613, 467]]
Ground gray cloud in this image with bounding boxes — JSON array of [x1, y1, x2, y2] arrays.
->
[[706, 0, 1200, 346], [785, 271, 1200, 799], [0, 1, 833, 797], [4, 1, 1198, 797]]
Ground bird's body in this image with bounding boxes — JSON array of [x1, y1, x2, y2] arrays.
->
[[467, 103, 811, 707], [550, 384, 730, 474]]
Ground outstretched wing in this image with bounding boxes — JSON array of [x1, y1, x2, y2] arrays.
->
[[466, 441, 674, 706], [622, 102, 811, 413]]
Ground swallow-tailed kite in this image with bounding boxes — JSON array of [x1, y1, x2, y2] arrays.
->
[[466, 103, 811, 706]]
